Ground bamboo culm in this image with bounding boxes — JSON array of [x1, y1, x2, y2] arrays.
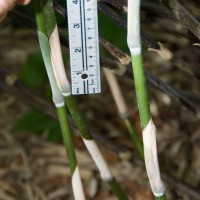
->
[[127, 0, 166, 199], [34, 1, 85, 199]]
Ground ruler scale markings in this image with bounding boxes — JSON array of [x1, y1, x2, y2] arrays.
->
[[82, 0, 88, 91], [83, 0, 88, 71], [80, 0, 85, 72], [94, 0, 100, 93], [87, 80, 89, 93], [67, 0, 101, 95]]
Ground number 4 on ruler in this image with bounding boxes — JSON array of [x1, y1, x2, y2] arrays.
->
[[67, 0, 101, 95]]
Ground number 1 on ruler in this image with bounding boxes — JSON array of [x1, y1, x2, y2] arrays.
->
[[67, 0, 101, 95]]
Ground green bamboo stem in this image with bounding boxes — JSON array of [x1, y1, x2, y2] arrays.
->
[[56, 106, 86, 200], [65, 95, 92, 140], [155, 195, 166, 200], [65, 95, 129, 200], [57, 106, 77, 173], [131, 54, 151, 129], [57, 106, 85, 200], [104, 64, 166, 188], [127, 0, 166, 199], [56, 105, 85, 200], [131, 51, 166, 200], [108, 178, 130, 200]]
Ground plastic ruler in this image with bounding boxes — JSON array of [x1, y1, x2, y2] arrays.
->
[[67, 0, 101, 95]]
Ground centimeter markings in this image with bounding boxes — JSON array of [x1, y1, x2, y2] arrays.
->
[[67, 0, 101, 95]]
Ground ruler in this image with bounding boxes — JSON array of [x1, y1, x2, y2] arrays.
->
[[67, 0, 101, 95]]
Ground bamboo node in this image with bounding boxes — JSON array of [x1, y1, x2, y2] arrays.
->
[[55, 101, 65, 108], [62, 91, 72, 97]]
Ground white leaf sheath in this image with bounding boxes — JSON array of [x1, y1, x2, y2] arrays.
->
[[49, 26, 71, 96], [143, 119, 165, 197], [83, 139, 113, 181], [127, 0, 141, 55]]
